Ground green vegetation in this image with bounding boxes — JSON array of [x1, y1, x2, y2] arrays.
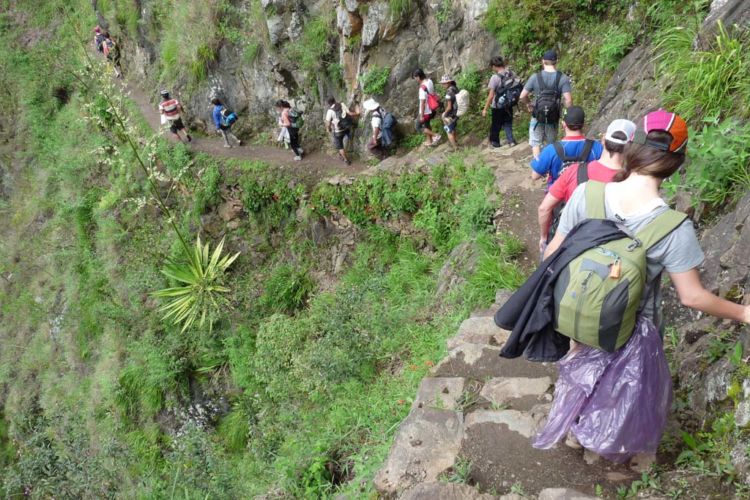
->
[[598, 26, 636, 70], [664, 119, 750, 210], [361, 65, 391, 96], [389, 0, 414, 21], [0, 2, 525, 497], [285, 14, 335, 74]]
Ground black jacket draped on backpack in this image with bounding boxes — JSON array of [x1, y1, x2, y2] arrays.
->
[[494, 218, 629, 362]]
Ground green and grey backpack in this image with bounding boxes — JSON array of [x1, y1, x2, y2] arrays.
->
[[553, 181, 687, 352]]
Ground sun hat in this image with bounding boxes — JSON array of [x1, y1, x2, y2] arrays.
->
[[604, 119, 637, 144], [363, 98, 380, 112], [563, 106, 585, 127], [634, 109, 688, 152], [542, 49, 558, 62], [439, 74, 455, 84]]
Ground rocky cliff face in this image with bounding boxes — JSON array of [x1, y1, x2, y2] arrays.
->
[[102, 0, 498, 150]]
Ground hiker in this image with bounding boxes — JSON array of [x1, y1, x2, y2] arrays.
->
[[537, 118, 636, 253], [211, 98, 241, 148], [93, 26, 106, 53], [519, 49, 573, 159], [538, 109, 750, 462], [101, 32, 122, 78], [496, 109, 750, 465], [158, 90, 192, 143], [412, 69, 441, 147], [364, 98, 397, 160], [325, 97, 359, 165], [482, 56, 522, 148], [275, 99, 303, 161], [439, 75, 460, 150], [530, 106, 602, 189]]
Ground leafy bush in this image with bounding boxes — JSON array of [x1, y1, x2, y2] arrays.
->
[[598, 26, 635, 70], [456, 65, 483, 94], [259, 264, 314, 314], [389, 0, 414, 20], [252, 313, 309, 398], [361, 66, 391, 95], [656, 22, 750, 124], [664, 119, 750, 209], [285, 15, 333, 74]]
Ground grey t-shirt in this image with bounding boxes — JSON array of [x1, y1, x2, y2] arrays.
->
[[523, 70, 572, 96], [557, 183, 705, 328], [488, 70, 517, 109]]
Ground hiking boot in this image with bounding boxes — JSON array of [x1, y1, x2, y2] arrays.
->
[[223, 144, 232, 148], [431, 135, 442, 146], [237, 139, 242, 146], [293, 155, 302, 161], [490, 142, 502, 149], [187, 135, 193, 143], [564, 432, 582, 449]]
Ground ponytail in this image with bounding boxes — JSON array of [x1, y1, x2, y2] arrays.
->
[[616, 130, 685, 182]]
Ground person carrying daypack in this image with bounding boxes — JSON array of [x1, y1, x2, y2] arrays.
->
[[439, 74, 461, 150], [364, 98, 388, 160], [537, 118, 636, 253], [158, 90, 192, 143], [482, 56, 522, 148], [94, 26, 106, 53], [211, 98, 241, 148], [275, 99, 303, 161], [496, 109, 750, 467], [519, 49, 573, 159], [325, 97, 359, 165], [101, 32, 122, 78], [530, 106, 602, 189], [412, 69, 441, 147]]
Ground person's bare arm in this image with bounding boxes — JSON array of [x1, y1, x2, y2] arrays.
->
[[531, 170, 543, 181], [563, 91, 573, 108], [443, 99, 453, 118], [670, 269, 750, 322], [519, 89, 531, 112], [419, 99, 425, 119], [483, 88, 495, 116], [543, 231, 566, 260], [538, 193, 561, 241]]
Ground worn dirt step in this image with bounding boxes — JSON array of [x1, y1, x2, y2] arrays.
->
[[432, 344, 557, 381]]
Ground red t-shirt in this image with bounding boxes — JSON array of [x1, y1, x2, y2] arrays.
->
[[548, 160, 620, 202]]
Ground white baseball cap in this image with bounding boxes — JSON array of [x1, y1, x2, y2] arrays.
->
[[363, 98, 380, 112], [605, 119, 637, 145]]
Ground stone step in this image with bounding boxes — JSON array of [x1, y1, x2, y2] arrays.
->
[[432, 344, 557, 381], [412, 377, 467, 411], [447, 316, 511, 350], [374, 408, 464, 496], [459, 415, 635, 497], [400, 482, 498, 500], [479, 377, 553, 411]]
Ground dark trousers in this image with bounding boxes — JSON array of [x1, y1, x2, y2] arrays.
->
[[287, 126, 302, 156], [490, 107, 515, 146]]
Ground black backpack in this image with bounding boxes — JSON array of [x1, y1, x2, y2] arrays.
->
[[552, 139, 595, 177], [333, 103, 353, 132], [533, 71, 562, 124], [493, 71, 523, 110]]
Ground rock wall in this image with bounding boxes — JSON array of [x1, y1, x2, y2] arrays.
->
[[101, 0, 498, 151]]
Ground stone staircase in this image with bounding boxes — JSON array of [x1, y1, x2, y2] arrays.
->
[[373, 291, 639, 499]]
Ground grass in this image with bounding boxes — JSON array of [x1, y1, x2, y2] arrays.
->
[[361, 65, 391, 96]]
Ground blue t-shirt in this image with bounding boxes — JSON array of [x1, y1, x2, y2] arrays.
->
[[530, 136, 603, 186], [212, 104, 224, 129]]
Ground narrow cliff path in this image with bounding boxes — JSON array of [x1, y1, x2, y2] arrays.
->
[[120, 79, 368, 181]]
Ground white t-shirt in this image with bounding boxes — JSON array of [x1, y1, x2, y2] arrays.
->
[[418, 79, 435, 114], [371, 111, 382, 139], [325, 103, 350, 134]]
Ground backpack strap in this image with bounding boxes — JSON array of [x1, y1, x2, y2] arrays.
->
[[576, 162, 589, 185], [576, 139, 595, 162], [634, 209, 688, 250], [536, 71, 548, 92], [584, 181, 606, 219], [553, 71, 562, 97], [553, 141, 577, 163]]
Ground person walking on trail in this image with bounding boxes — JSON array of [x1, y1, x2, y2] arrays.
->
[[211, 98, 241, 148], [482, 56, 521, 148], [519, 49, 573, 159], [537, 118, 636, 254], [530, 106, 602, 188], [413, 69, 441, 147], [439, 75, 460, 150], [158, 90, 192, 143], [94, 26, 106, 53], [275, 99, 303, 161], [536, 109, 750, 464], [100, 31, 122, 78], [325, 97, 359, 165], [364, 98, 387, 160]]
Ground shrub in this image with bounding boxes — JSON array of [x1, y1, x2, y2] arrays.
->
[[259, 264, 314, 315], [285, 15, 333, 74], [456, 65, 483, 94], [389, 0, 413, 20], [663, 119, 750, 209], [598, 26, 635, 70], [656, 22, 750, 124], [361, 66, 391, 96], [252, 313, 309, 398]]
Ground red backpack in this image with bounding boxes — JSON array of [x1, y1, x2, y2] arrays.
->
[[421, 84, 441, 113]]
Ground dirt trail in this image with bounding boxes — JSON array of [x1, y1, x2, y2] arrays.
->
[[122, 81, 367, 181]]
